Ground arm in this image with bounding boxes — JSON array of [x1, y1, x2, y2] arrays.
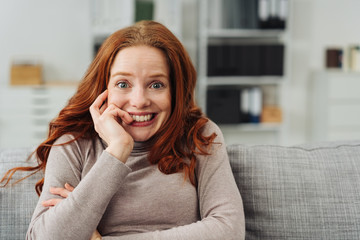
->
[[101, 122, 245, 240], [26, 136, 132, 240], [27, 91, 135, 240]]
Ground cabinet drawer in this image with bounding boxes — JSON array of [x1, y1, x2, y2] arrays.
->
[[328, 105, 360, 127], [329, 75, 360, 100], [328, 129, 360, 141]]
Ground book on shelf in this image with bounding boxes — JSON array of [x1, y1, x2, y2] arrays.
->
[[326, 48, 343, 69], [207, 44, 284, 76], [207, 0, 288, 30], [207, 88, 241, 124], [249, 87, 262, 123], [259, 0, 288, 29], [206, 87, 267, 124]]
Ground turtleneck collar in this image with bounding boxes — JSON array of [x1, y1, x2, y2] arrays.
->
[[99, 136, 152, 156], [132, 140, 152, 155]]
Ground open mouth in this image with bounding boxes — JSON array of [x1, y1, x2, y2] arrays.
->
[[130, 113, 156, 123]]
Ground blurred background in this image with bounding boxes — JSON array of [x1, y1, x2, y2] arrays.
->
[[1, 0, 360, 149]]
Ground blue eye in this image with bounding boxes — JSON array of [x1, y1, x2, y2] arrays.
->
[[150, 82, 164, 89], [117, 81, 129, 88]]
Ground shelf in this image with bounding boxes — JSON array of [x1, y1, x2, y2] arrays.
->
[[207, 29, 286, 39], [219, 123, 282, 132], [207, 76, 284, 86]]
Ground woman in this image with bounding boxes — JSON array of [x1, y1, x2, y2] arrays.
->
[[17, 21, 244, 239]]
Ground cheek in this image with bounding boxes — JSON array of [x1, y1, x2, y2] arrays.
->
[[107, 90, 123, 106]]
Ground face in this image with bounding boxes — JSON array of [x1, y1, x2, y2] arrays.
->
[[107, 45, 171, 142]]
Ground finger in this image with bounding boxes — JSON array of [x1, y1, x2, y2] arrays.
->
[[49, 186, 70, 198], [90, 90, 108, 118], [42, 198, 62, 207], [99, 101, 108, 115], [64, 183, 75, 192], [103, 104, 133, 125], [117, 109, 133, 125], [90, 230, 102, 240]]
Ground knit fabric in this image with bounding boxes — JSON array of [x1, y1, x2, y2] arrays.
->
[[26, 121, 245, 240]]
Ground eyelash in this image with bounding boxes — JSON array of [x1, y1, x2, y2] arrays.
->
[[116, 81, 129, 88], [115, 81, 165, 89], [150, 82, 165, 89]]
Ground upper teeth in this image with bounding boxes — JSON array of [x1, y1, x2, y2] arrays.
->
[[131, 114, 152, 122]]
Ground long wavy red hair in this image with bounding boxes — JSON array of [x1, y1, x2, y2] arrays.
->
[[1, 20, 216, 196]]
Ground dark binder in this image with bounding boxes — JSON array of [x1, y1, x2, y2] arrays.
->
[[261, 44, 284, 76], [207, 44, 284, 77], [206, 88, 241, 124]]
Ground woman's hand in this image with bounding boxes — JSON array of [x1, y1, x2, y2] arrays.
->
[[89, 90, 134, 162], [91, 230, 102, 240], [42, 183, 102, 240], [41, 183, 74, 208]]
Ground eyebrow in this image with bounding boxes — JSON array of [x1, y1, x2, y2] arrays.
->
[[111, 72, 168, 78], [111, 72, 132, 78]]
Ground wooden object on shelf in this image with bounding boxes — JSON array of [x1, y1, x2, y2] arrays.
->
[[261, 105, 282, 123], [10, 64, 42, 85]]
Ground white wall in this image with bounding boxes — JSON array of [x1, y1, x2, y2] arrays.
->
[[0, 0, 92, 85], [283, 0, 360, 145]]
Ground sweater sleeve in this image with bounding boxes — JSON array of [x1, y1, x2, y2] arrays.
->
[[101, 122, 245, 240], [26, 135, 132, 240]]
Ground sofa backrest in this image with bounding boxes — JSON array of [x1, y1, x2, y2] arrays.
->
[[0, 148, 40, 240], [228, 140, 360, 239], [2, 140, 360, 240]]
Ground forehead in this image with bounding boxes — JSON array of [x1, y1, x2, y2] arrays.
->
[[111, 45, 169, 74]]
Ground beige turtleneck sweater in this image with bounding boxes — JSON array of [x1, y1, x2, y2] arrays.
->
[[26, 121, 245, 240]]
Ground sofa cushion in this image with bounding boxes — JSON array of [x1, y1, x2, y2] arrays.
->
[[0, 148, 41, 240], [228, 140, 360, 240]]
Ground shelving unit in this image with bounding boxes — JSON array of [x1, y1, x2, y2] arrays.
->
[[197, 0, 290, 145]]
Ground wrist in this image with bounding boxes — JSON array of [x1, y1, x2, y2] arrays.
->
[[106, 140, 133, 163]]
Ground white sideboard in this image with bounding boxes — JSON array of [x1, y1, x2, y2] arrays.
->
[[0, 84, 77, 148], [311, 71, 360, 142]]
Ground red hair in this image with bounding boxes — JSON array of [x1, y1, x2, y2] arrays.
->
[[1, 21, 216, 195]]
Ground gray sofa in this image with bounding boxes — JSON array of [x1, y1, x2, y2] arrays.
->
[[1, 140, 360, 239]]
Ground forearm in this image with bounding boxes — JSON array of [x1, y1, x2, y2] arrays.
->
[[27, 151, 131, 240], [100, 215, 243, 240]]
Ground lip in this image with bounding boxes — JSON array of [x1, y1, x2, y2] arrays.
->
[[128, 112, 157, 127]]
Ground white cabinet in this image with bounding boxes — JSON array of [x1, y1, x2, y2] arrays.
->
[[0, 85, 76, 148], [311, 71, 360, 142]]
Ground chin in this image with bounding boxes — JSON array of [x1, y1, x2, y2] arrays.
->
[[130, 133, 154, 143]]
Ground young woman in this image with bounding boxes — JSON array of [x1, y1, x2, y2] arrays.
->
[[12, 20, 244, 239]]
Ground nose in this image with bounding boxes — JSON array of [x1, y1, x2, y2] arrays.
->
[[129, 86, 151, 109]]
